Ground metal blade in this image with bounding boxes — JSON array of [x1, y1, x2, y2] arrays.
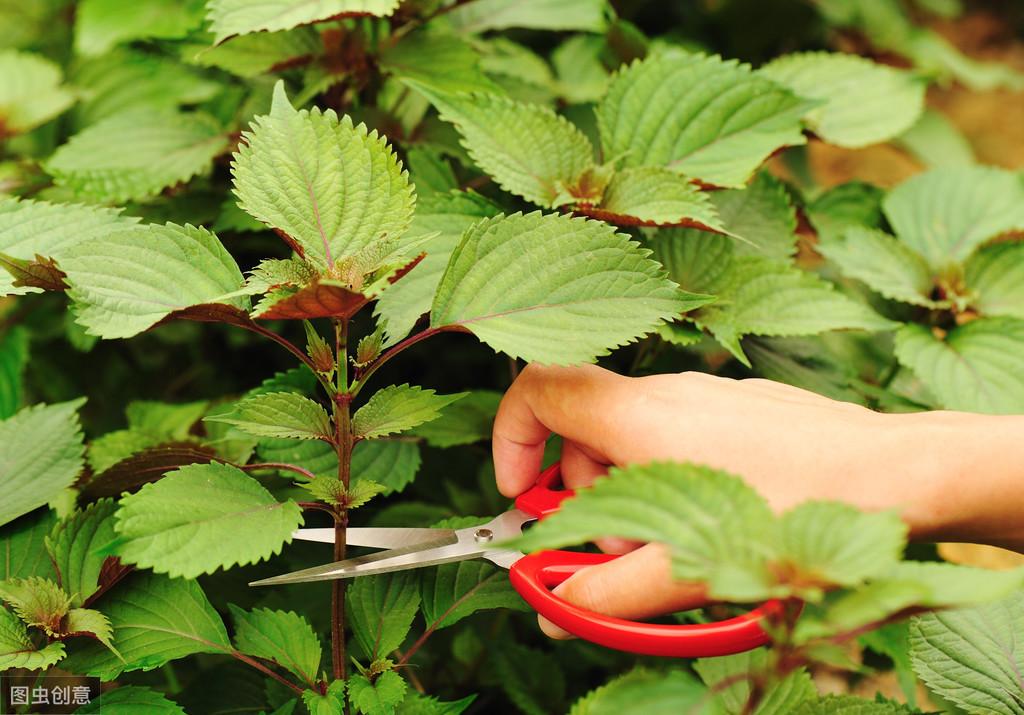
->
[[292, 527, 456, 550], [252, 509, 533, 587]]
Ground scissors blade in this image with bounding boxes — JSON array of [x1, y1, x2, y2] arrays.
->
[[292, 527, 456, 550]]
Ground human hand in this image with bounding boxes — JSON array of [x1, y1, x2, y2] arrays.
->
[[492, 364, 1024, 638]]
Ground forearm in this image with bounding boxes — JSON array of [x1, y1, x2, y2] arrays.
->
[[893, 411, 1024, 551]]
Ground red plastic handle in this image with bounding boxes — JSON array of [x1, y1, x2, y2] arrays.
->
[[508, 462, 780, 658]]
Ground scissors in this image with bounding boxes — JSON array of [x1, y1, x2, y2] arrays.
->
[[251, 462, 780, 657]]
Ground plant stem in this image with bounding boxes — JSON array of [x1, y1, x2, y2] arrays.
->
[[231, 649, 305, 695], [330, 318, 352, 683], [352, 325, 450, 394], [237, 322, 335, 395]]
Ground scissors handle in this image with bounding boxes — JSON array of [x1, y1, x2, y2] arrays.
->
[[508, 462, 780, 658]]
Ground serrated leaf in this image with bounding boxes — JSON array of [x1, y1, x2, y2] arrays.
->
[[348, 671, 407, 715], [347, 572, 419, 660], [75, 685, 186, 714], [230, 605, 321, 687], [380, 30, 501, 96], [597, 53, 810, 187], [711, 171, 798, 261], [112, 462, 303, 578], [0, 252, 68, 291], [0, 576, 71, 634], [208, 0, 399, 42], [569, 668, 706, 715], [252, 280, 367, 321], [910, 592, 1024, 714], [405, 148, 457, 197], [352, 440, 421, 495], [965, 241, 1024, 319], [374, 191, 501, 345], [396, 693, 476, 715], [64, 607, 115, 652], [1, 510, 58, 581], [0, 197, 136, 297], [46, 499, 117, 607], [0, 606, 65, 670], [430, 211, 686, 364], [806, 181, 885, 244], [793, 695, 915, 714], [47, 110, 227, 203], [445, 0, 607, 33], [411, 390, 501, 448], [0, 326, 27, 418], [209, 392, 332, 441], [0, 50, 74, 134], [579, 167, 725, 232], [883, 166, 1024, 270], [419, 558, 527, 630], [186, 27, 321, 78], [819, 226, 938, 307], [303, 680, 346, 715], [299, 477, 385, 509], [894, 318, 1024, 414], [0, 399, 85, 528], [59, 222, 247, 339], [353, 385, 465, 440], [62, 571, 230, 680], [83, 443, 217, 499], [759, 52, 925, 148], [423, 90, 594, 207], [75, 0, 204, 55], [695, 649, 815, 715], [232, 81, 415, 270]]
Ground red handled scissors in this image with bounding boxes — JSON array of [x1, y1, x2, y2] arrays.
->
[[251, 462, 779, 657]]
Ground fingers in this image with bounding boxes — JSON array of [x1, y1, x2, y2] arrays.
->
[[492, 364, 626, 497], [536, 543, 709, 639]]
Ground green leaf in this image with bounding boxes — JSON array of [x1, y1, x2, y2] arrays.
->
[[380, 30, 501, 96], [430, 211, 686, 364], [0, 197, 136, 297], [0, 576, 71, 634], [420, 560, 527, 630], [793, 695, 915, 714], [806, 181, 885, 244], [232, 81, 415, 270], [1, 510, 58, 581], [46, 110, 228, 203], [695, 649, 815, 715], [353, 385, 465, 440], [75, 685, 186, 714], [303, 680, 346, 715], [208, 392, 332, 441], [0, 606, 65, 670], [112, 462, 303, 578], [483, 641, 565, 715], [0, 326, 27, 418], [59, 222, 247, 339], [965, 241, 1024, 319], [711, 171, 798, 261], [46, 499, 117, 607], [860, 623, 918, 707], [894, 318, 1024, 414], [411, 390, 502, 448], [424, 90, 594, 208], [894, 109, 975, 168], [230, 605, 321, 686], [818, 226, 938, 307], [347, 572, 419, 660], [569, 668, 706, 715], [759, 51, 925, 148], [882, 166, 1024, 270], [208, 0, 399, 42], [552, 35, 609, 105], [75, 0, 204, 55], [585, 167, 725, 231], [185, 27, 321, 78], [396, 693, 476, 715], [299, 477, 385, 509], [0, 50, 74, 134], [405, 148, 458, 197], [885, 561, 1024, 608], [62, 571, 230, 680], [910, 592, 1024, 715], [445, 0, 607, 33], [374, 191, 501, 345], [348, 671, 407, 715], [127, 400, 210, 440], [597, 53, 810, 187], [0, 399, 85, 529], [64, 607, 116, 651], [352, 439, 421, 495]]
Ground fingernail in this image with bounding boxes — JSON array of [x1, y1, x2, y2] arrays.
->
[[537, 614, 573, 640]]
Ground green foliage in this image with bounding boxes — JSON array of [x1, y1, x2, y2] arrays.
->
[[75, 685, 186, 714], [696, 649, 816, 714], [46, 498, 117, 606], [0, 326, 27, 417], [0, 50, 74, 134], [230, 605, 322, 686], [348, 670, 407, 715], [0, 576, 72, 634], [347, 572, 419, 660], [353, 384, 465, 439], [209, 391, 333, 440], [208, 0, 400, 42], [0, 399, 85, 528], [303, 679, 346, 715], [111, 462, 303, 578], [411, 390, 501, 447], [568, 668, 706, 714], [0, 606, 66, 670], [1, 510, 58, 581]]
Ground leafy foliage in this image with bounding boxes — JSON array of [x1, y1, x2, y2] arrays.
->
[[230, 605, 322, 686], [209, 391, 333, 441], [347, 572, 419, 660], [352, 384, 464, 440]]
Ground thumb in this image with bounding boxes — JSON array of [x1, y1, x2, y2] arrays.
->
[[537, 543, 710, 639]]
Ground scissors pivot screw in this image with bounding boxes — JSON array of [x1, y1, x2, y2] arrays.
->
[[474, 528, 494, 543]]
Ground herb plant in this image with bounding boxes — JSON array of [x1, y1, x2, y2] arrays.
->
[[1, 1, 1023, 714]]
